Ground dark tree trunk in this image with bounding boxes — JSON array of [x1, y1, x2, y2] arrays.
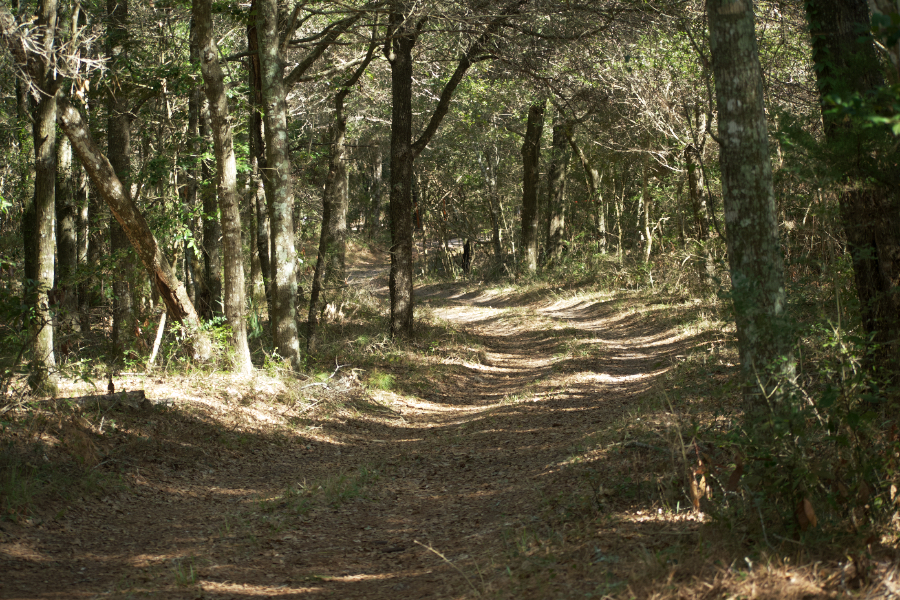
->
[[56, 129, 78, 328], [247, 1, 274, 318], [707, 0, 795, 412], [545, 117, 569, 263], [386, 10, 417, 338], [568, 135, 605, 254], [106, 0, 133, 356], [257, 0, 302, 369], [57, 99, 212, 360], [193, 0, 253, 373], [199, 101, 222, 318], [520, 101, 545, 273], [806, 0, 900, 366]]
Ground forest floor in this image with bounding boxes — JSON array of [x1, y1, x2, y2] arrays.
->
[[1, 245, 897, 599]]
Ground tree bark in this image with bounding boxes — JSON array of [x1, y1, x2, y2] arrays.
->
[[641, 152, 653, 264], [247, 0, 273, 318], [257, 0, 301, 369], [57, 98, 212, 360], [707, 0, 795, 412], [386, 10, 417, 338], [193, 0, 253, 374], [567, 134, 605, 254], [56, 129, 78, 328], [520, 100, 545, 273], [199, 100, 222, 318], [545, 117, 569, 263], [806, 0, 900, 366], [478, 147, 503, 258], [106, 0, 134, 356]]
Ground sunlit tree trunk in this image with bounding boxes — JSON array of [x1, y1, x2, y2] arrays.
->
[[193, 0, 253, 374], [257, 0, 301, 369], [520, 100, 545, 273], [199, 101, 222, 318], [641, 152, 653, 264], [56, 132, 77, 325], [478, 147, 503, 258], [707, 0, 795, 412], [568, 135, 605, 254]]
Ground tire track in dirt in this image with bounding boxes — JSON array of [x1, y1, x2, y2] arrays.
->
[[1, 261, 696, 599]]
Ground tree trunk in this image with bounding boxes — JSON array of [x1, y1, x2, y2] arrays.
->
[[106, 0, 134, 357], [199, 101, 222, 318], [366, 144, 384, 238], [257, 0, 302, 369], [806, 0, 900, 366], [568, 135, 605, 254], [707, 0, 795, 412], [56, 132, 77, 314], [478, 147, 503, 258], [193, 0, 253, 373], [545, 117, 569, 263], [76, 162, 90, 331], [247, 1, 274, 317], [641, 152, 653, 264], [520, 100, 545, 273], [387, 10, 417, 338], [57, 98, 212, 360]]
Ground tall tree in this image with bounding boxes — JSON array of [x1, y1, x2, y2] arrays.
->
[[27, 0, 60, 395], [707, 0, 795, 414], [106, 0, 134, 355], [520, 100, 545, 273], [806, 0, 900, 367], [193, 0, 253, 373]]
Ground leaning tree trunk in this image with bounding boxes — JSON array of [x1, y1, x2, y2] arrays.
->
[[257, 0, 301, 369], [57, 99, 212, 360], [193, 0, 253, 374], [707, 0, 795, 415], [520, 101, 545, 273], [545, 117, 569, 263], [806, 0, 900, 368]]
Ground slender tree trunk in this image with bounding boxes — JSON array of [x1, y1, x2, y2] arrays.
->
[[568, 135, 605, 254], [708, 0, 795, 412], [23, 0, 59, 396], [478, 148, 503, 258], [57, 99, 212, 360], [520, 101, 545, 273], [545, 118, 569, 263], [199, 101, 222, 318], [641, 152, 653, 264], [56, 133, 76, 298], [386, 11, 417, 338], [366, 144, 383, 238], [257, 0, 301, 369], [76, 163, 90, 330], [247, 1, 273, 317], [806, 0, 900, 366], [193, 0, 253, 373]]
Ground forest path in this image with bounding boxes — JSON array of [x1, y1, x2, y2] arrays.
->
[[1, 252, 699, 599]]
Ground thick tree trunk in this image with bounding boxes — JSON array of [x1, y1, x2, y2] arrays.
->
[[106, 0, 133, 356], [57, 99, 212, 360], [707, 0, 795, 412], [247, 1, 274, 317], [520, 101, 545, 273], [806, 0, 900, 366], [387, 11, 417, 338], [545, 118, 569, 263], [257, 0, 301, 369], [193, 0, 253, 374]]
